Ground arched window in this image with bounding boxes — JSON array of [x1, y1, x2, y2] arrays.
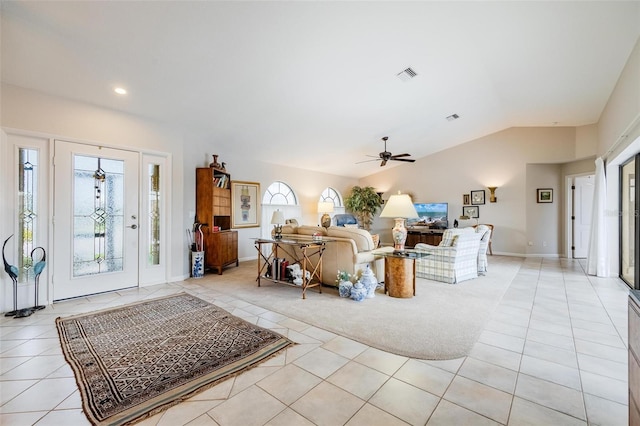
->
[[318, 187, 345, 225], [261, 181, 300, 238]]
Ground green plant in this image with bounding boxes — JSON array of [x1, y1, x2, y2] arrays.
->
[[344, 186, 382, 231]]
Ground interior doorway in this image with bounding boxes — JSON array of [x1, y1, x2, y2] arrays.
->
[[570, 174, 595, 259]]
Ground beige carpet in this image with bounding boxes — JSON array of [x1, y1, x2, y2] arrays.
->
[[200, 256, 524, 360]]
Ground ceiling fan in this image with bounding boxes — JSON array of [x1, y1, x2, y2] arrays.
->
[[357, 136, 416, 167]]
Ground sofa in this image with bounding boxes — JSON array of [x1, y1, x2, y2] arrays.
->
[[276, 224, 384, 286]]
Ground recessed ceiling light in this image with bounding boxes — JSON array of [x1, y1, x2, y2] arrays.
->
[[446, 114, 460, 121], [114, 87, 127, 95]]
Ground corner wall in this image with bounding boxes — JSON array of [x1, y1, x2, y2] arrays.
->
[[360, 126, 594, 257]]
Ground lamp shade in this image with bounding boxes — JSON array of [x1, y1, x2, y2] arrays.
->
[[271, 210, 285, 225], [317, 202, 334, 214], [379, 193, 418, 218]]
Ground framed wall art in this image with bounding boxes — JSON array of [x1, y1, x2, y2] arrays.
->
[[471, 190, 485, 205], [537, 188, 553, 203], [231, 181, 261, 228], [462, 205, 479, 219], [463, 194, 470, 205]]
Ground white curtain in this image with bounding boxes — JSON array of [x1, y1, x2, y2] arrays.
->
[[587, 157, 608, 276]]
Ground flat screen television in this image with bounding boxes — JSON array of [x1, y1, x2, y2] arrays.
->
[[408, 202, 448, 228]]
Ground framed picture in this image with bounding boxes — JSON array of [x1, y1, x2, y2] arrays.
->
[[231, 181, 261, 228], [463, 194, 470, 205], [537, 188, 553, 203], [471, 190, 485, 205], [462, 205, 479, 218]]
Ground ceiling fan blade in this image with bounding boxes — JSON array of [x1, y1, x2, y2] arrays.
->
[[390, 153, 411, 158], [391, 158, 415, 163], [380, 159, 388, 167], [355, 158, 380, 164]]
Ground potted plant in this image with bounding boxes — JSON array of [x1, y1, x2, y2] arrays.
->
[[344, 186, 383, 231]]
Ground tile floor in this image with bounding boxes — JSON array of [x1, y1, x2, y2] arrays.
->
[[0, 257, 631, 425]]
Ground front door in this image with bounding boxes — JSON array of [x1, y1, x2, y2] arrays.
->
[[53, 141, 140, 300]]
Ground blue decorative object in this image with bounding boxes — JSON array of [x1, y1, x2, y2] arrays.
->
[[192, 251, 204, 278], [359, 265, 378, 299], [350, 281, 367, 302], [30, 247, 46, 311], [338, 281, 353, 298], [3, 235, 33, 318]]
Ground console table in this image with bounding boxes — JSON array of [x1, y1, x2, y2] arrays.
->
[[406, 227, 444, 247], [254, 237, 328, 299]]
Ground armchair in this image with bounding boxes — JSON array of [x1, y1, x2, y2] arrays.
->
[[333, 214, 358, 227], [414, 229, 482, 284], [474, 225, 492, 275]]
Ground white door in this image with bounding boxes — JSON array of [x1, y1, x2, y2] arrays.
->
[[573, 175, 594, 258], [53, 141, 139, 300]]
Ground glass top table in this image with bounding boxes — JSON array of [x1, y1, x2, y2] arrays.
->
[[371, 247, 429, 298]]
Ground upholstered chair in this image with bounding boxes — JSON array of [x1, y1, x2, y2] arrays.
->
[[333, 214, 358, 227], [414, 229, 482, 284], [474, 225, 492, 275]]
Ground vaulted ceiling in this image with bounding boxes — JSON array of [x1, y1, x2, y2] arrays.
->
[[2, 1, 639, 177]]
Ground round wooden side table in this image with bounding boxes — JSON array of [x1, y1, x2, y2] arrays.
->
[[384, 256, 416, 298]]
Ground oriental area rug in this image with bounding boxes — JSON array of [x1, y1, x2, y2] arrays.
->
[[55, 293, 292, 426]]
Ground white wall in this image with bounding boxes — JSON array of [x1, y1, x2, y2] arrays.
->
[[0, 84, 186, 288], [598, 36, 640, 278], [360, 126, 591, 256], [182, 133, 358, 261]]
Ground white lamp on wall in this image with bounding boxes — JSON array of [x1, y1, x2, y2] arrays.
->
[[379, 192, 419, 250], [271, 209, 285, 239], [317, 202, 334, 228]]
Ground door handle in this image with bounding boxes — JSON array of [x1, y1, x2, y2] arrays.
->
[[127, 224, 138, 229]]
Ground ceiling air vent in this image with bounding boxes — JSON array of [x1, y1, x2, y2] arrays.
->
[[446, 114, 460, 121], [397, 67, 417, 82]]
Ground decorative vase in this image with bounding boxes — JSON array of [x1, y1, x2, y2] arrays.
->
[[350, 281, 367, 302], [338, 281, 353, 298], [392, 218, 408, 250], [209, 154, 222, 169], [359, 265, 378, 298]]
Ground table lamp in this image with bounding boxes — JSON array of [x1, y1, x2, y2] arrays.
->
[[317, 202, 334, 228], [379, 192, 419, 250], [271, 210, 285, 239]]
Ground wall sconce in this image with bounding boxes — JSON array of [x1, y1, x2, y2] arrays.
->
[[487, 187, 497, 203]]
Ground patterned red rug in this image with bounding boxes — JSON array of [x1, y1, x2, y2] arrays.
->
[[56, 293, 292, 426]]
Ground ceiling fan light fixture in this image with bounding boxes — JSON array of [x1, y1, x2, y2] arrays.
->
[[397, 67, 417, 82]]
